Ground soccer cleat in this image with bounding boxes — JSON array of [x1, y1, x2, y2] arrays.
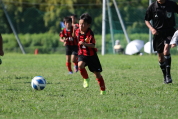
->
[[164, 75, 172, 84], [83, 78, 90, 88], [163, 75, 166, 84], [100, 90, 106, 95], [74, 66, 78, 72], [68, 71, 73, 74]]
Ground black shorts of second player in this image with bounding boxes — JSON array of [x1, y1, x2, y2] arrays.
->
[[153, 28, 176, 53], [65, 45, 78, 56], [78, 54, 102, 72]]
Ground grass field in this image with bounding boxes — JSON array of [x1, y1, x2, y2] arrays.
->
[[1, 53, 178, 119]]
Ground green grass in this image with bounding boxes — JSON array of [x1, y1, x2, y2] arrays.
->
[[1, 53, 178, 119]]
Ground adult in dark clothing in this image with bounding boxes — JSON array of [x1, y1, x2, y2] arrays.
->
[[145, 0, 178, 84]]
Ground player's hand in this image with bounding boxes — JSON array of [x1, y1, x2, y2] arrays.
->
[[151, 28, 158, 35], [64, 38, 68, 42], [171, 44, 177, 48], [79, 41, 85, 45], [63, 42, 66, 46]]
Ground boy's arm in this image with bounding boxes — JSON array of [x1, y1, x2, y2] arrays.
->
[[79, 36, 95, 48], [59, 30, 67, 46], [0, 34, 4, 56], [79, 41, 95, 48], [59, 37, 67, 42], [59, 37, 67, 46]]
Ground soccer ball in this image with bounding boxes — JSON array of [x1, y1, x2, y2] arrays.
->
[[31, 76, 46, 90]]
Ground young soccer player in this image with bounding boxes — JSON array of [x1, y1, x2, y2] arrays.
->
[[59, 16, 78, 74], [71, 14, 78, 26], [75, 13, 106, 95], [71, 14, 79, 37]]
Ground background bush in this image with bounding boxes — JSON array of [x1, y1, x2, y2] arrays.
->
[[2, 33, 149, 54]]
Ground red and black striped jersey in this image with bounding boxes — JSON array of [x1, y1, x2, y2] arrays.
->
[[59, 26, 78, 46], [75, 28, 97, 56]]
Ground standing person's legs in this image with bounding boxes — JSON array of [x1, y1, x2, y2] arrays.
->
[[162, 28, 176, 83], [158, 53, 166, 83], [154, 33, 172, 84]]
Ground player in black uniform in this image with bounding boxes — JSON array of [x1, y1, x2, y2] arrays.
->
[[145, 0, 178, 84]]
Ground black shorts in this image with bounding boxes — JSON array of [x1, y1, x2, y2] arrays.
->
[[78, 54, 102, 72], [65, 45, 78, 56], [153, 28, 176, 53]]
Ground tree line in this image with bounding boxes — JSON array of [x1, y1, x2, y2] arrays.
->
[[0, 0, 149, 34]]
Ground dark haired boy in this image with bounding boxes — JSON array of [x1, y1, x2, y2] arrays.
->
[[59, 16, 78, 74], [75, 13, 106, 95]]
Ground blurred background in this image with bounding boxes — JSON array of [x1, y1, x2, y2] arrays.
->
[[1, 0, 178, 54]]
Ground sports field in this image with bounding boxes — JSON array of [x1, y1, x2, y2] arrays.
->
[[1, 53, 178, 118]]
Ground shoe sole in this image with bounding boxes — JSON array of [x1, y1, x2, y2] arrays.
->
[[164, 80, 172, 84], [83, 80, 89, 88]]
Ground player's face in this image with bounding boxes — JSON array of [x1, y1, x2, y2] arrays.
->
[[157, 0, 165, 4], [71, 16, 77, 23], [79, 19, 90, 33], [64, 22, 72, 30]]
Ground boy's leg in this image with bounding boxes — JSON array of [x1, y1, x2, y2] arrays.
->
[[72, 55, 78, 72], [79, 68, 88, 79], [95, 73, 106, 91], [66, 55, 73, 73], [79, 68, 89, 88], [78, 61, 89, 88]]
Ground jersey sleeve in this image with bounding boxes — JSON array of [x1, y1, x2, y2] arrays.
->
[[75, 28, 79, 38], [59, 30, 64, 38], [90, 35, 95, 45], [74, 24, 79, 30], [145, 5, 153, 21]]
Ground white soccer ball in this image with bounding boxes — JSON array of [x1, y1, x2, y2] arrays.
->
[[31, 76, 46, 90]]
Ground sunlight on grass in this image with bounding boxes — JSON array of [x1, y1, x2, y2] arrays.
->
[[1, 54, 178, 118]]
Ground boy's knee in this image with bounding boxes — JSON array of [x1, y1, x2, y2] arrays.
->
[[78, 65, 84, 69]]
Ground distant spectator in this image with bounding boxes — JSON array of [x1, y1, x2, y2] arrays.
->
[[113, 40, 124, 54]]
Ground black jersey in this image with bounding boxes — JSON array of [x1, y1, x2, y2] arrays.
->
[[145, 0, 178, 30]]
